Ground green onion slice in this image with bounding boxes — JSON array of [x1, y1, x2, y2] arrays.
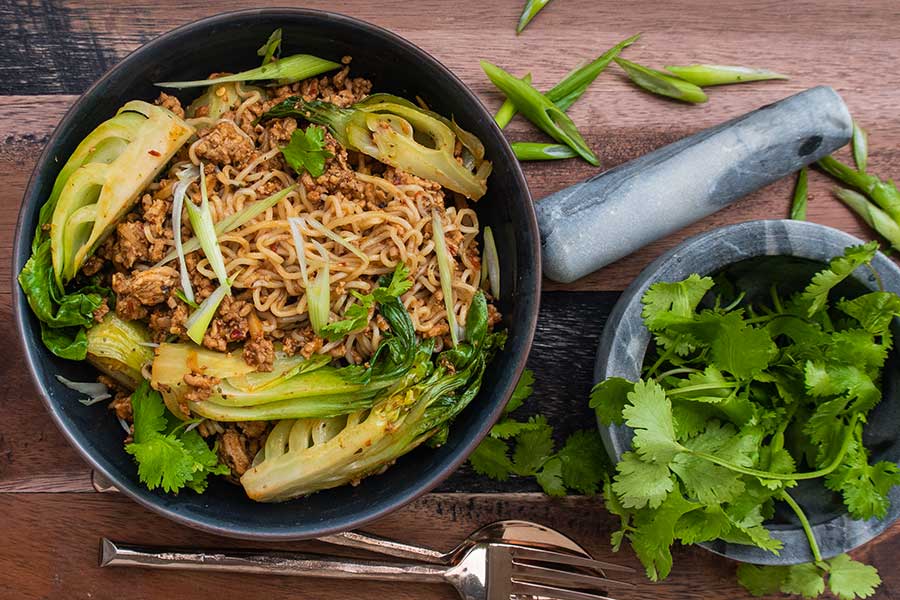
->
[[307, 240, 331, 336], [157, 54, 341, 89], [483, 226, 500, 298], [172, 165, 200, 303], [432, 211, 459, 346], [185, 164, 230, 291], [288, 216, 310, 287], [185, 283, 229, 345]]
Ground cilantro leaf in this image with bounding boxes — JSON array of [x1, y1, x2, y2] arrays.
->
[[627, 490, 696, 581], [505, 368, 534, 414], [799, 242, 878, 317], [782, 562, 826, 598], [489, 418, 542, 440], [827, 554, 881, 599], [512, 415, 554, 475], [838, 291, 900, 334], [612, 451, 674, 509], [468, 436, 514, 480], [707, 313, 776, 379], [675, 505, 731, 545], [557, 430, 607, 495], [124, 380, 226, 495], [826, 433, 900, 520], [590, 377, 634, 426], [281, 125, 332, 178], [737, 563, 789, 597], [641, 274, 714, 330], [804, 361, 880, 413], [535, 456, 566, 497], [320, 263, 410, 341], [622, 379, 683, 463], [671, 421, 748, 504]]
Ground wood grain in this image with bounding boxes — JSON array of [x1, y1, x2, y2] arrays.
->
[[3, 0, 900, 598]]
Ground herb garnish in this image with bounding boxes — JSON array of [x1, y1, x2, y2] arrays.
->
[[281, 125, 333, 178]]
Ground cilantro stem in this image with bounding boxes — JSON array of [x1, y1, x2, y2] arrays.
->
[[654, 367, 701, 380], [689, 414, 858, 481], [779, 489, 823, 562], [722, 291, 747, 312], [667, 382, 739, 396], [770, 284, 784, 313], [645, 345, 677, 377], [865, 263, 884, 292]]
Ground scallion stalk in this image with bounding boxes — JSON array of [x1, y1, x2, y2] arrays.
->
[[852, 122, 869, 173], [790, 168, 808, 221], [157, 54, 340, 89], [615, 58, 708, 103], [495, 73, 531, 128], [288, 216, 310, 287], [185, 164, 230, 290], [172, 165, 200, 303], [307, 241, 331, 336], [483, 226, 500, 298], [432, 212, 459, 346], [834, 188, 900, 251], [516, 0, 554, 34], [511, 142, 578, 161], [185, 283, 229, 345], [664, 64, 788, 87]]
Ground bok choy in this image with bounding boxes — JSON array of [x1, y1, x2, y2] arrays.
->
[[149, 295, 421, 420], [85, 313, 155, 388], [19, 100, 193, 360], [259, 95, 492, 200], [241, 292, 505, 501]]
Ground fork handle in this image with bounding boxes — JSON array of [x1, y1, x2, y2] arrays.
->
[[99, 539, 448, 583], [319, 531, 447, 563]]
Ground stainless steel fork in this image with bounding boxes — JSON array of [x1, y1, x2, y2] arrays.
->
[[101, 538, 632, 600]]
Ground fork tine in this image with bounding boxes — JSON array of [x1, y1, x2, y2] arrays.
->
[[511, 562, 635, 590], [511, 581, 620, 600], [506, 545, 635, 573]]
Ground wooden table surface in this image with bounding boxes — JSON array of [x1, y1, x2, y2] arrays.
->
[[3, 0, 900, 598]]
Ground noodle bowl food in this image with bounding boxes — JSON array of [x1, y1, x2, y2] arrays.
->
[[18, 33, 506, 503]]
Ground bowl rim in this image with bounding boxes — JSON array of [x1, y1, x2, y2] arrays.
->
[[12, 7, 540, 539], [594, 219, 900, 564]]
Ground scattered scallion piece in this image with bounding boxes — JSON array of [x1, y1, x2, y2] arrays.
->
[[432, 212, 459, 346], [483, 226, 500, 298], [664, 64, 788, 86], [495, 34, 640, 129], [55, 375, 111, 406], [494, 73, 531, 128], [853, 121, 869, 173], [257, 28, 282, 66], [790, 167, 808, 220], [835, 188, 900, 251], [305, 216, 368, 265], [516, 0, 554, 33], [171, 165, 199, 303], [174, 289, 199, 309], [546, 33, 640, 111], [614, 58, 708, 103], [185, 164, 230, 290], [306, 241, 332, 336], [818, 155, 900, 220], [511, 142, 578, 161], [157, 185, 295, 266], [288, 216, 310, 287], [157, 54, 340, 89], [481, 60, 600, 166], [185, 283, 229, 345]]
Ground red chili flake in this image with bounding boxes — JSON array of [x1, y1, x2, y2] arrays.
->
[[230, 329, 245, 340], [148, 149, 161, 157]]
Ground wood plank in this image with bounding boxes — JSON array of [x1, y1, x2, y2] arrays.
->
[[2, 491, 899, 599]]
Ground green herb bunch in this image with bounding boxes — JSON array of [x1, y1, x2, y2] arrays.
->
[[592, 243, 897, 599]]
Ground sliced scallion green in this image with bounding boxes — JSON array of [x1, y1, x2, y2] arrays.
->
[[852, 122, 869, 173], [257, 28, 282, 66], [790, 167, 808, 221], [481, 60, 599, 166], [157, 54, 340, 89], [835, 187, 900, 251], [185, 283, 229, 345], [664, 64, 788, 87], [511, 142, 578, 161], [495, 73, 531, 128], [432, 212, 459, 346], [185, 164, 230, 290], [171, 165, 199, 303], [158, 185, 295, 267], [517, 0, 554, 33], [483, 226, 500, 298], [818, 156, 900, 221], [307, 241, 331, 336], [614, 58, 708, 103], [288, 216, 310, 287], [547, 34, 640, 110]]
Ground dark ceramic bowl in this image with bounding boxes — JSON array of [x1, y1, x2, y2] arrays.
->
[[12, 10, 539, 539], [596, 220, 900, 564]]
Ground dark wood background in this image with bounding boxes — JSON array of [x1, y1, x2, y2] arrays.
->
[[3, 0, 900, 598]]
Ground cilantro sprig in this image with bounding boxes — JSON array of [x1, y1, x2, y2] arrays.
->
[[125, 380, 229, 494], [468, 369, 609, 496], [319, 263, 412, 341], [281, 125, 332, 178], [593, 243, 896, 598]]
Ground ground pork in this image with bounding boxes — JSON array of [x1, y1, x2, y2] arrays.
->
[[243, 335, 274, 372], [202, 296, 252, 351], [111, 266, 178, 320], [111, 220, 150, 269], [193, 121, 255, 167], [183, 371, 220, 403], [155, 92, 185, 119], [92, 299, 110, 323], [217, 422, 270, 477]]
